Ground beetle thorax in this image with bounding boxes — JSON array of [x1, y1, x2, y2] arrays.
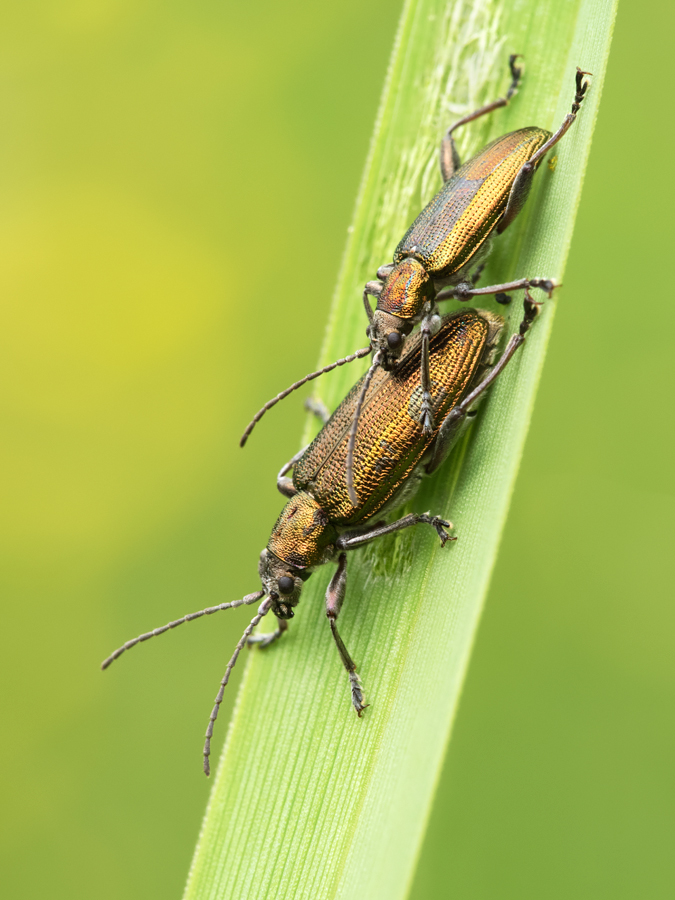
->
[[377, 258, 432, 320], [267, 492, 337, 570]]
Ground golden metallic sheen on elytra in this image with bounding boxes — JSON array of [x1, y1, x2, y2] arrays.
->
[[292, 309, 500, 526], [395, 127, 550, 283]]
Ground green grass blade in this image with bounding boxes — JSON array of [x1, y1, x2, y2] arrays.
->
[[184, 1, 617, 898]]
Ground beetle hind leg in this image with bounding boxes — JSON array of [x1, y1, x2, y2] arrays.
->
[[425, 294, 541, 475], [440, 53, 523, 181]]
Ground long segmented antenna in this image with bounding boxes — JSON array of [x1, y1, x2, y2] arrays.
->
[[346, 350, 383, 507], [240, 347, 372, 447], [203, 595, 273, 776], [100, 590, 266, 670]]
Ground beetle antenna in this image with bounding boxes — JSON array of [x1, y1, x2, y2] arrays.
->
[[240, 347, 372, 447], [100, 590, 266, 670], [346, 350, 383, 507], [203, 595, 273, 776]]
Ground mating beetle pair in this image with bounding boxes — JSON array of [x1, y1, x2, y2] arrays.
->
[[240, 61, 589, 504], [102, 61, 591, 774], [103, 296, 541, 775]]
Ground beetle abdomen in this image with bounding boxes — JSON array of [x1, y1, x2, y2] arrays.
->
[[395, 127, 550, 277]]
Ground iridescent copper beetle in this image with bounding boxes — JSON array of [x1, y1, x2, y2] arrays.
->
[[102, 296, 540, 774]]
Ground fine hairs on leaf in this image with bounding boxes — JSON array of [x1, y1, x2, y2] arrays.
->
[[184, 1, 618, 899]]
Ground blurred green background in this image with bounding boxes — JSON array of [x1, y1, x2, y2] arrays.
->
[[1, 2, 672, 899]]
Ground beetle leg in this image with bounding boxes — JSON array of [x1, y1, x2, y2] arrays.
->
[[418, 310, 441, 433], [276, 396, 331, 496], [247, 616, 288, 648], [440, 54, 523, 181], [498, 67, 591, 234], [304, 396, 331, 425], [325, 553, 368, 716], [337, 513, 455, 551], [362, 286, 375, 325], [437, 276, 556, 303], [470, 262, 485, 285], [277, 446, 308, 497], [426, 295, 541, 475]]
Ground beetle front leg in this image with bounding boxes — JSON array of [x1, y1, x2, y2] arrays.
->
[[420, 330, 433, 434], [440, 54, 523, 181], [247, 616, 288, 648], [325, 553, 367, 716], [363, 276, 386, 326], [419, 310, 441, 433]]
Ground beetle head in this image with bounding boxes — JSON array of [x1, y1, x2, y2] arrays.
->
[[367, 310, 414, 369], [258, 549, 305, 619]]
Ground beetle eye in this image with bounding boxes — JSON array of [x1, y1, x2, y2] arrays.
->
[[277, 575, 294, 594], [387, 332, 402, 349]]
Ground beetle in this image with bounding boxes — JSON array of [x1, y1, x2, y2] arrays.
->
[[102, 296, 541, 774], [239, 62, 590, 504]]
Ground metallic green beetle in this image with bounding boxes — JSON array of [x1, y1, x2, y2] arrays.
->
[[102, 296, 540, 774], [240, 62, 590, 503]]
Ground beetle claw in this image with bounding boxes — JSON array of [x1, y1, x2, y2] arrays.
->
[[349, 671, 368, 716], [420, 514, 456, 546]]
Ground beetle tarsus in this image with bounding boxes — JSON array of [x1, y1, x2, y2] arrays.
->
[[419, 514, 455, 547], [420, 392, 435, 434], [529, 277, 555, 298], [506, 54, 523, 99], [350, 672, 369, 717], [573, 67, 592, 114]]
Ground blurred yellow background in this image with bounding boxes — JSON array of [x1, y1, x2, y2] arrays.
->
[[1, 2, 672, 899]]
